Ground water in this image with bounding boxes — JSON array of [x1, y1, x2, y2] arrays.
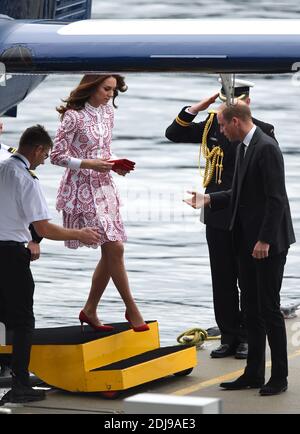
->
[[2, 0, 300, 345]]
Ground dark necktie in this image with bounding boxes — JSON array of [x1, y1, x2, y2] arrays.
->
[[230, 143, 246, 230], [238, 142, 246, 174]]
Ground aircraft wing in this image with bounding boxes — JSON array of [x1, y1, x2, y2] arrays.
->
[[1, 19, 300, 74]]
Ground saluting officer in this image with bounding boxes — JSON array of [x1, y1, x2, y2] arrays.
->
[[165, 79, 276, 359], [0, 125, 100, 405]]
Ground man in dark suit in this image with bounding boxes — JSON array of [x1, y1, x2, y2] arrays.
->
[[184, 101, 295, 396], [166, 80, 276, 359]]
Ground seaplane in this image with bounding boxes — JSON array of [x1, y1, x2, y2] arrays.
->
[[1, 0, 300, 115], [1, 0, 300, 399]]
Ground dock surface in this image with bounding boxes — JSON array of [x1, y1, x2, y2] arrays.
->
[[1, 315, 299, 414]]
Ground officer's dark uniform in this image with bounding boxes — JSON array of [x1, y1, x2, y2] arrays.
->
[[165, 105, 276, 353]]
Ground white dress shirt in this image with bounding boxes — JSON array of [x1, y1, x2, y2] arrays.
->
[[0, 154, 51, 242], [242, 125, 257, 155], [185, 107, 198, 116]]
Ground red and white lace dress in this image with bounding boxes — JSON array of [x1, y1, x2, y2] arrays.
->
[[51, 102, 127, 249]]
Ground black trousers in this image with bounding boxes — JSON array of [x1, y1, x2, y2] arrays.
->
[[0, 244, 35, 384], [206, 225, 247, 346], [238, 244, 288, 381]]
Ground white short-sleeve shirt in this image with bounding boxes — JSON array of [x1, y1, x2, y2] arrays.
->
[[0, 153, 51, 242]]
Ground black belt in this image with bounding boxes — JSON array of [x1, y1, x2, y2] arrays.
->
[[0, 241, 26, 247]]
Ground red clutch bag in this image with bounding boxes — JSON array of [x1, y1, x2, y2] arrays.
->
[[109, 159, 136, 171]]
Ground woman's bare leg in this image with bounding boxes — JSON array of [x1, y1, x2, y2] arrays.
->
[[102, 241, 146, 327], [82, 251, 111, 325]]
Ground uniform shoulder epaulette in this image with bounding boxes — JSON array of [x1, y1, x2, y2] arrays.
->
[[11, 153, 38, 179], [26, 169, 38, 180], [8, 147, 17, 154]]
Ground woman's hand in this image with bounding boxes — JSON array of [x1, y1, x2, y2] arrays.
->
[[81, 159, 114, 173], [112, 167, 130, 176]]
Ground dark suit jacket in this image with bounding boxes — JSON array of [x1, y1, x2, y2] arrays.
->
[[210, 127, 295, 256], [165, 107, 276, 230]]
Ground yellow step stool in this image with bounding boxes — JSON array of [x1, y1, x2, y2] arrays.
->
[[0, 321, 197, 397]]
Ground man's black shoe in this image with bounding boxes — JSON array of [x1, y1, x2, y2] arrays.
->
[[0, 390, 12, 405], [235, 343, 248, 360], [1, 381, 46, 404], [259, 379, 288, 396], [210, 344, 236, 358], [220, 375, 264, 390]]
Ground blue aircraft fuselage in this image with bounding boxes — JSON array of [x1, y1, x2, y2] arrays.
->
[[1, 19, 300, 74], [1, 18, 300, 116]]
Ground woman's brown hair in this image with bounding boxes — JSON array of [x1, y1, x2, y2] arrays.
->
[[57, 74, 127, 119]]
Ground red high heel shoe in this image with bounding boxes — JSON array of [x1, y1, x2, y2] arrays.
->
[[79, 310, 114, 332], [125, 311, 150, 332]]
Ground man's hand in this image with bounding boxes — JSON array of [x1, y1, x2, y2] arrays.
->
[[78, 228, 101, 245], [189, 93, 219, 114], [252, 241, 270, 259], [183, 191, 210, 209], [27, 241, 40, 261]]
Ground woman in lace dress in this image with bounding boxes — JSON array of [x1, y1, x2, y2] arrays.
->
[[51, 75, 149, 332]]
